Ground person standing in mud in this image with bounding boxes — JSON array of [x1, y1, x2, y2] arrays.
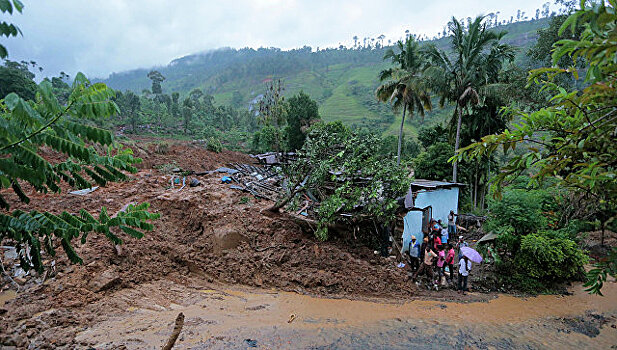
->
[[419, 236, 428, 263], [448, 210, 457, 238], [458, 255, 472, 294], [408, 236, 420, 271], [445, 243, 456, 283], [436, 244, 446, 286], [412, 245, 437, 282]]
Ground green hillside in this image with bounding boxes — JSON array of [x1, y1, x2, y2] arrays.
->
[[99, 18, 549, 136]]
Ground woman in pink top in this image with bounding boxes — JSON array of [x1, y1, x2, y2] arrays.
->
[[445, 243, 456, 283], [436, 245, 446, 285]]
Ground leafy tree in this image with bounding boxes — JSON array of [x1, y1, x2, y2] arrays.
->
[[413, 142, 453, 181], [258, 79, 287, 127], [0, 74, 159, 273], [251, 124, 282, 153], [377, 37, 431, 166], [379, 134, 420, 161], [181, 97, 194, 134], [286, 91, 320, 150], [277, 122, 410, 240], [48, 75, 71, 105], [458, 0, 617, 294], [189, 88, 203, 107], [116, 90, 141, 133], [423, 16, 516, 182], [171, 92, 180, 120], [417, 124, 448, 149], [0, 0, 23, 59], [147, 70, 165, 95], [528, 14, 582, 68], [231, 90, 243, 107], [0, 65, 36, 100]]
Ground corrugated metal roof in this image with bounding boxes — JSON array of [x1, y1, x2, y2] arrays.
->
[[410, 179, 466, 189]]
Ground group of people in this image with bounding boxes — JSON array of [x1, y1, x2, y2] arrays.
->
[[407, 210, 472, 294]]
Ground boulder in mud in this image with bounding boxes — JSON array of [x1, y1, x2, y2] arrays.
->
[[211, 225, 248, 255], [88, 269, 121, 292]]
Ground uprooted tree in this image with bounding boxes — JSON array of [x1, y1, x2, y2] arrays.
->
[[456, 0, 617, 295], [0, 73, 159, 275], [271, 121, 410, 244]]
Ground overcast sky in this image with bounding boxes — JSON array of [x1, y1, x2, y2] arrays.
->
[[4, 0, 551, 79]]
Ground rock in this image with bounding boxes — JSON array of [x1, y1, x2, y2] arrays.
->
[[211, 225, 248, 255], [87, 269, 121, 292]]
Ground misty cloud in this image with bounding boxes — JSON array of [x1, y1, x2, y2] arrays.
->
[[4, 0, 548, 79]]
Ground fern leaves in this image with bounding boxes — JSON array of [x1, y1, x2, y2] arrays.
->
[[0, 75, 137, 206], [2, 204, 160, 273], [1, 73, 160, 273]]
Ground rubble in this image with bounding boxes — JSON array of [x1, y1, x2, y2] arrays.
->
[[222, 162, 284, 202]]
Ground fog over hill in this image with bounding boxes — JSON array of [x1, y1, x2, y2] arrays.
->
[[99, 18, 549, 135]]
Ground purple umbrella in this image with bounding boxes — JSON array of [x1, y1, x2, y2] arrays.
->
[[460, 246, 483, 263]]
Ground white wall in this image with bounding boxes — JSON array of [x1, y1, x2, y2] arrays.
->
[[402, 187, 459, 253], [402, 210, 423, 253]]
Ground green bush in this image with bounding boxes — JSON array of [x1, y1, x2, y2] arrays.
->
[[206, 137, 223, 153], [516, 233, 587, 281], [492, 229, 587, 293], [251, 125, 283, 153], [413, 142, 453, 181], [488, 189, 547, 235]]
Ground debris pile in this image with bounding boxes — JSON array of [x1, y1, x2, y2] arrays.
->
[[215, 163, 285, 202], [250, 152, 297, 166]]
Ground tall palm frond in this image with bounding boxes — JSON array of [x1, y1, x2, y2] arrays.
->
[[422, 15, 516, 182], [376, 36, 431, 165]]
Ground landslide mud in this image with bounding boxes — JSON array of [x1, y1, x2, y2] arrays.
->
[[0, 139, 423, 348]]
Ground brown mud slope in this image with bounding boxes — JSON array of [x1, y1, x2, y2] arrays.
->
[[1, 139, 435, 348]]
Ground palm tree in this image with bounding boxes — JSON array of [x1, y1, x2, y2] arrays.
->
[[377, 37, 432, 166], [422, 16, 515, 182]]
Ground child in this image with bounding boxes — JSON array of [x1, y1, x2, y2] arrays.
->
[[458, 255, 472, 294]]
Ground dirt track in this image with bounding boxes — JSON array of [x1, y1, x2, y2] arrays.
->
[[74, 279, 617, 349]]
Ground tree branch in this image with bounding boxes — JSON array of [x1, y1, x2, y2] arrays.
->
[[0, 101, 73, 152]]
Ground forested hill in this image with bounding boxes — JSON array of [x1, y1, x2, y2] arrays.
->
[[98, 18, 549, 136]]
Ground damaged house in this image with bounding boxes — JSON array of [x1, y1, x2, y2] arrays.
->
[[401, 180, 464, 254]]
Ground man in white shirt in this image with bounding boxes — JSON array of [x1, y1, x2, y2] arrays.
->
[[457, 255, 472, 294]]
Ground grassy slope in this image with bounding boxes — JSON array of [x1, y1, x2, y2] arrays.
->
[[102, 18, 548, 137]]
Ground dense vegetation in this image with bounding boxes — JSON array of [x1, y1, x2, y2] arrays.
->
[[459, 0, 617, 293]]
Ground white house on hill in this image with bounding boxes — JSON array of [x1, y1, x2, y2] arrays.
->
[[401, 179, 464, 254]]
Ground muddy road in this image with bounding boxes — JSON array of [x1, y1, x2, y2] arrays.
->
[[70, 279, 617, 349]]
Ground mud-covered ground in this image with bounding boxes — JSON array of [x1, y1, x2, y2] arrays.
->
[[0, 138, 454, 348], [1, 138, 616, 349]]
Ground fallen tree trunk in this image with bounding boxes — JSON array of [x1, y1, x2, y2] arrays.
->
[[267, 174, 310, 212], [162, 312, 185, 350]]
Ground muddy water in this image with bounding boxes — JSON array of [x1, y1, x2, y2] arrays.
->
[[77, 281, 617, 349]]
